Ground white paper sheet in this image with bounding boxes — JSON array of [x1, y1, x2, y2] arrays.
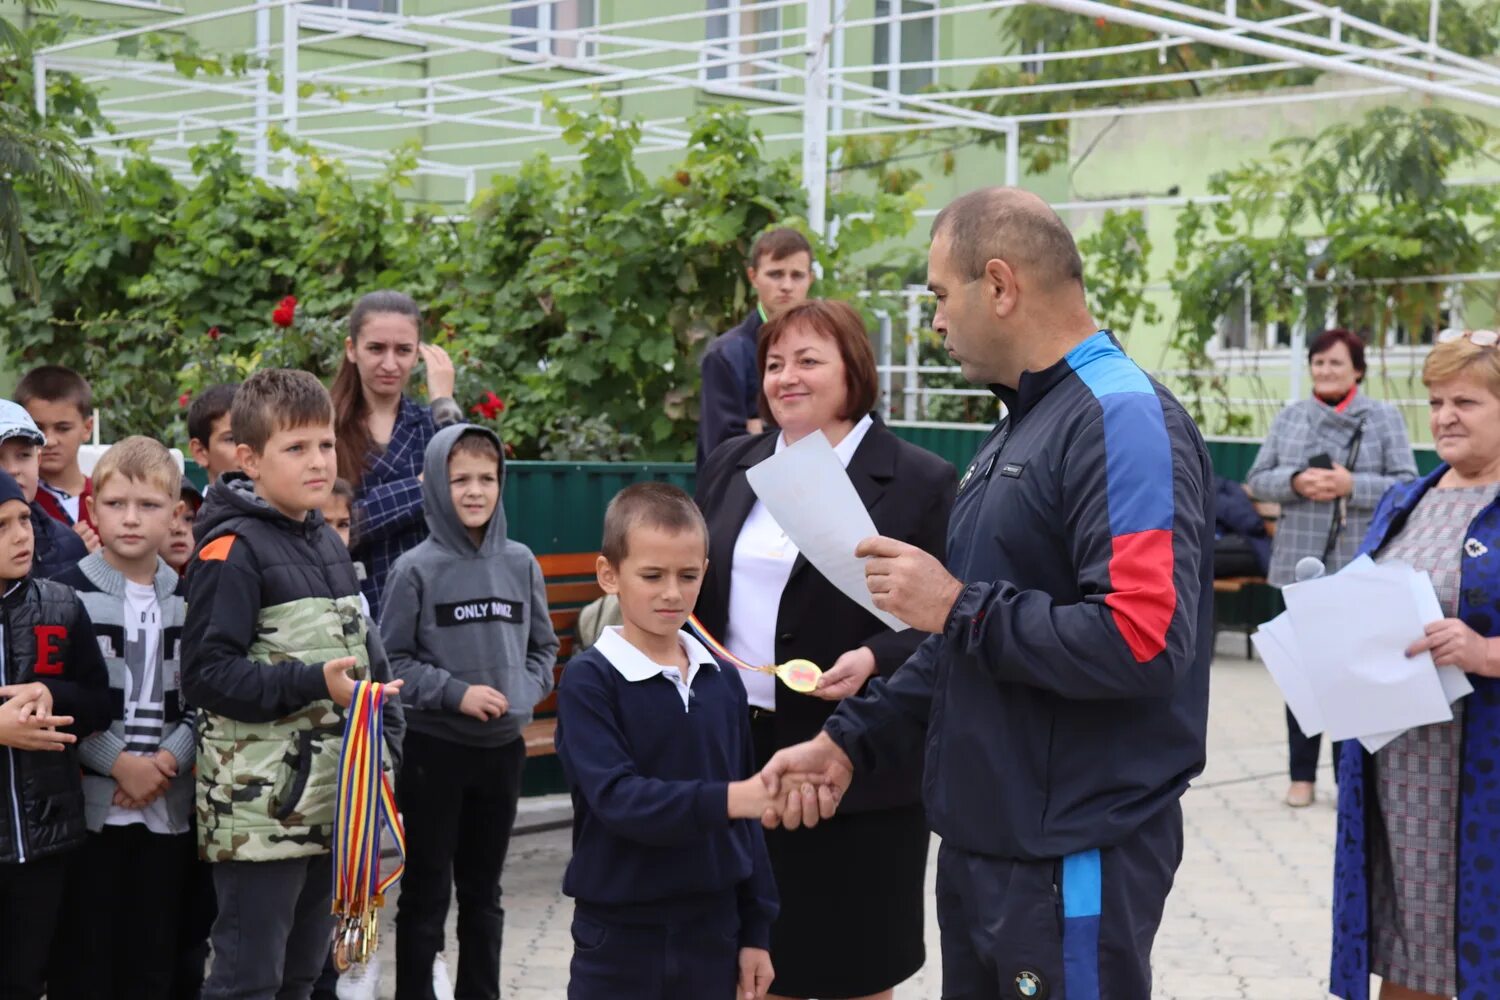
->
[[1283, 560, 1453, 741], [745, 431, 910, 632], [1252, 614, 1324, 736]]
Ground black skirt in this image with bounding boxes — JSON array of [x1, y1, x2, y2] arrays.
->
[[750, 712, 929, 998]]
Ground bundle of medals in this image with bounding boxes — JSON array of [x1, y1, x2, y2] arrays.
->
[[331, 680, 406, 972], [686, 615, 823, 693]]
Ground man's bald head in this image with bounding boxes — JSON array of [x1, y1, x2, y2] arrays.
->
[[931, 187, 1083, 288]]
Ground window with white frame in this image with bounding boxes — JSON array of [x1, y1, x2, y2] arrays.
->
[[704, 0, 783, 90], [873, 0, 938, 95], [512, 0, 598, 59], [311, 0, 400, 13]]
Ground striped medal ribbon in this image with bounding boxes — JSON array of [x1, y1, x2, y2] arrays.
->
[[331, 680, 406, 972], [685, 615, 823, 693]]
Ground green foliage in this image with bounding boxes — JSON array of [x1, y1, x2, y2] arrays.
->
[[0, 2, 98, 297], [1169, 106, 1500, 432], [3, 103, 919, 459], [1078, 208, 1159, 337]]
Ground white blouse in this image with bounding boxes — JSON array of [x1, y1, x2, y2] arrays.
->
[[722, 416, 874, 710]]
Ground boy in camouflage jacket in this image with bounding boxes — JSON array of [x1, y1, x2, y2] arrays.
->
[[182, 370, 405, 1000]]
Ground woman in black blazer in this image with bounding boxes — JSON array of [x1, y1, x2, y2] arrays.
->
[[695, 300, 956, 1000]]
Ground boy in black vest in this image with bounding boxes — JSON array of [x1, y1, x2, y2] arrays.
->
[[0, 466, 111, 999]]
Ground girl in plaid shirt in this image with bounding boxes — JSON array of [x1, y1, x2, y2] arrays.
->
[[331, 291, 463, 618]]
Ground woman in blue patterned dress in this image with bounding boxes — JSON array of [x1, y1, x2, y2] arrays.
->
[[330, 290, 462, 617], [1331, 330, 1500, 1000]]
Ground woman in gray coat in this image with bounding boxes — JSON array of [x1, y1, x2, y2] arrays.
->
[[1246, 328, 1417, 807]]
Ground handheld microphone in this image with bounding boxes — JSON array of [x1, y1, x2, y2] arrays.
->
[[1294, 556, 1326, 582]]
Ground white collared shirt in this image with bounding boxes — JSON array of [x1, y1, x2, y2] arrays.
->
[[723, 415, 875, 710], [594, 626, 721, 712]]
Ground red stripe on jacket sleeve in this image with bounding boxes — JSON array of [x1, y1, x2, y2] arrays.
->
[[1104, 529, 1178, 663]]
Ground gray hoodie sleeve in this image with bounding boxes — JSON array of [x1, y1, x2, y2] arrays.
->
[[379, 563, 469, 715], [524, 557, 559, 710]]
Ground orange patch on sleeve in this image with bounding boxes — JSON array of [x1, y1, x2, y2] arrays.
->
[[199, 534, 237, 561]]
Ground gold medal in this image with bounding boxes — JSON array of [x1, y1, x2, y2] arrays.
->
[[753, 658, 822, 693]]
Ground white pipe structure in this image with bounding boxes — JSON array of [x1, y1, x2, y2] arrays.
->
[[32, 0, 1500, 214]]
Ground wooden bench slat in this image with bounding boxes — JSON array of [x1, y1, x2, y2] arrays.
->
[[538, 552, 600, 577], [550, 608, 581, 632], [523, 718, 558, 758], [547, 580, 606, 605]]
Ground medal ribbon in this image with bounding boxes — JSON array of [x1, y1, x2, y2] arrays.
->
[[332, 681, 406, 954], [685, 614, 768, 674]]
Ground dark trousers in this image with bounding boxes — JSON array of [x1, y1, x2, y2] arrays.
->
[[203, 853, 336, 1000], [173, 852, 217, 1000], [936, 802, 1183, 1000], [0, 852, 69, 1000], [1287, 705, 1324, 782], [566, 907, 740, 1000], [395, 731, 526, 1000], [48, 826, 196, 1000]]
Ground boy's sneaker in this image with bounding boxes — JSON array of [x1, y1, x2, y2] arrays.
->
[[334, 955, 381, 1000], [433, 956, 456, 1000]]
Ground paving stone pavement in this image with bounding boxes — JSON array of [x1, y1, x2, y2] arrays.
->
[[370, 641, 1347, 999]]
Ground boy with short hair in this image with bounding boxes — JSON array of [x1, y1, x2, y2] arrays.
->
[[0, 400, 88, 579], [186, 383, 240, 486], [0, 465, 113, 1000], [554, 482, 777, 1000], [49, 436, 196, 998], [381, 424, 558, 1000], [161, 483, 202, 576], [15, 364, 99, 549], [181, 368, 406, 1000]]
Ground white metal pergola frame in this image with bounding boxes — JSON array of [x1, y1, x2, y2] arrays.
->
[[31, 0, 1500, 234]]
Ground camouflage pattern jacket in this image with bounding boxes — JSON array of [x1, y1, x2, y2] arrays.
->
[[182, 476, 404, 864]]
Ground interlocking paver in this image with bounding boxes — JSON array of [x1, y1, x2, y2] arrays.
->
[[368, 641, 1350, 998]]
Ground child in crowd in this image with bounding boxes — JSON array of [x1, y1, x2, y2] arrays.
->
[[49, 437, 195, 999], [0, 401, 88, 579], [181, 368, 405, 1000], [553, 482, 777, 1000], [15, 365, 99, 551], [161, 484, 202, 576], [382, 424, 558, 1000], [0, 466, 112, 1000], [186, 383, 240, 488]]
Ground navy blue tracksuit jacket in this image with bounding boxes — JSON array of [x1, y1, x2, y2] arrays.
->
[[826, 330, 1214, 861]]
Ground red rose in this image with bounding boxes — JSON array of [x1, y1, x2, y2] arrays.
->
[[207, 326, 221, 341], [178, 392, 191, 408], [272, 296, 298, 328], [1095, 16, 1108, 27], [470, 391, 506, 420]]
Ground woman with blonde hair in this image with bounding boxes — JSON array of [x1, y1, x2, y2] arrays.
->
[[1331, 329, 1500, 1000]]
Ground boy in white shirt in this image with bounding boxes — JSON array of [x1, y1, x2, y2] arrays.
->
[[49, 436, 195, 998]]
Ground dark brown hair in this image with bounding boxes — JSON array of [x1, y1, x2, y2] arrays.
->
[[231, 369, 335, 455], [931, 186, 1083, 286], [330, 290, 423, 487], [187, 383, 239, 445], [15, 364, 93, 418], [449, 428, 502, 470], [756, 299, 880, 424], [601, 482, 708, 566], [748, 227, 813, 270], [1308, 328, 1367, 382], [330, 477, 354, 503]]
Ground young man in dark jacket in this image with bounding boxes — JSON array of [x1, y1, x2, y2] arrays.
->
[[381, 424, 558, 999], [695, 228, 813, 469], [0, 466, 112, 1000], [763, 188, 1214, 1000]]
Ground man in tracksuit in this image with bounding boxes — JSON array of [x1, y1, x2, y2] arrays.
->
[[762, 187, 1213, 1000]]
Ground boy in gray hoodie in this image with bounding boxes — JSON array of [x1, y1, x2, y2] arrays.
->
[[381, 424, 558, 1000]]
